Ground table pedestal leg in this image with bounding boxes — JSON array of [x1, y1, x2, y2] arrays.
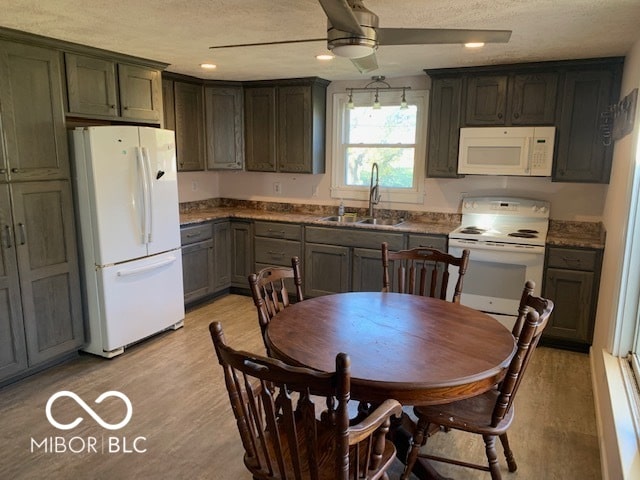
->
[[389, 412, 453, 480]]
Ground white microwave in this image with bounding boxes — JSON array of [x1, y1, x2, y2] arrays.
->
[[458, 126, 555, 176]]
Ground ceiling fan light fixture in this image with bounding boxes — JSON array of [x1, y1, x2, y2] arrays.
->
[[464, 42, 485, 48], [372, 89, 381, 109], [316, 53, 335, 60], [330, 44, 375, 59]]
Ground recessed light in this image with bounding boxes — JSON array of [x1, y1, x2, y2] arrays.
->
[[315, 54, 334, 61], [464, 42, 485, 49], [200, 63, 217, 69]]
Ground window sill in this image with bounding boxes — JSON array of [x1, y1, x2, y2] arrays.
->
[[595, 349, 640, 480]]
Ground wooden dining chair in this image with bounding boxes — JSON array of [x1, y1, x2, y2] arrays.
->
[[248, 257, 304, 354], [209, 321, 403, 480], [381, 242, 470, 303], [400, 280, 554, 480]]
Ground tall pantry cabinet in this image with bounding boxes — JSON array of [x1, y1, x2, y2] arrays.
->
[[0, 39, 83, 384]]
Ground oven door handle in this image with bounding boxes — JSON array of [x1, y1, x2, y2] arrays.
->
[[449, 240, 544, 255], [449, 245, 544, 265]]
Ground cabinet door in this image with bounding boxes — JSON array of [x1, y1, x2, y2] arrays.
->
[[65, 53, 118, 117], [213, 221, 231, 291], [162, 78, 175, 131], [0, 41, 69, 181], [352, 247, 385, 292], [0, 184, 28, 381], [181, 240, 214, 304], [205, 86, 244, 170], [554, 69, 616, 183], [174, 81, 205, 171], [427, 77, 462, 178], [231, 221, 253, 287], [510, 73, 558, 125], [244, 87, 277, 172], [304, 243, 349, 297], [278, 86, 312, 173], [11, 181, 83, 365], [543, 268, 594, 343], [464, 75, 508, 125], [118, 63, 162, 122]]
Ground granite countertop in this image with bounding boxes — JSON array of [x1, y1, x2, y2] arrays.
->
[[179, 199, 606, 249]]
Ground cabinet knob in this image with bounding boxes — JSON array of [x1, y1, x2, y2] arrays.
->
[[0, 168, 6, 174], [110, 104, 116, 109], [513, 112, 520, 119], [123, 106, 129, 110], [11, 168, 21, 173], [497, 113, 503, 119]]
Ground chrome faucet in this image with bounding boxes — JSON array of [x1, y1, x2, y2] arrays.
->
[[368, 162, 381, 218]]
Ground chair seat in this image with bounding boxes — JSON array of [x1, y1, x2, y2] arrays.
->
[[246, 416, 397, 480], [413, 388, 515, 436]]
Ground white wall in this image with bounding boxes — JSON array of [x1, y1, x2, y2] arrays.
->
[[178, 75, 608, 221], [591, 38, 640, 480]]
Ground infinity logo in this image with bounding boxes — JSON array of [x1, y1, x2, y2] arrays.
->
[[45, 391, 133, 431]]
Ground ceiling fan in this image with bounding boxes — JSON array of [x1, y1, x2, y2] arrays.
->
[[209, 0, 512, 73]]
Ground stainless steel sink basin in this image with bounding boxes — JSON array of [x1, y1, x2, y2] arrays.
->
[[357, 217, 405, 226], [320, 215, 358, 223]]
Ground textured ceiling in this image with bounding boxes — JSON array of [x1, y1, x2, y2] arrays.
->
[[1, 0, 639, 81]]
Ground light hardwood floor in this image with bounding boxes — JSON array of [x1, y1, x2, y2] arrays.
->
[[0, 294, 600, 479]]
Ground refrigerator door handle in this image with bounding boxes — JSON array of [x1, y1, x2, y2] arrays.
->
[[116, 255, 178, 277], [135, 146, 150, 244], [142, 146, 153, 243]]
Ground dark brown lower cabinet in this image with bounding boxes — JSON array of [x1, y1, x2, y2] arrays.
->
[[0, 181, 83, 384], [542, 246, 603, 352]]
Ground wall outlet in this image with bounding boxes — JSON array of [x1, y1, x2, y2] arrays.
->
[[273, 182, 282, 195], [191, 181, 198, 191]]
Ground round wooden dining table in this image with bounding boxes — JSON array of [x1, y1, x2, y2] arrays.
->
[[266, 291, 517, 407]]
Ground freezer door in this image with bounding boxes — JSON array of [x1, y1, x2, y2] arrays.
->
[[138, 127, 181, 255], [80, 126, 148, 265], [97, 251, 184, 351]]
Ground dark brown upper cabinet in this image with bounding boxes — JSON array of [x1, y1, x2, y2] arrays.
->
[[65, 52, 163, 123], [244, 78, 329, 174], [205, 85, 244, 171], [427, 77, 463, 178], [0, 40, 69, 181], [464, 73, 558, 126], [171, 80, 206, 171], [554, 66, 622, 183], [425, 58, 623, 182]]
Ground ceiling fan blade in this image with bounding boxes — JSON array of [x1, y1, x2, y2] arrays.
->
[[210, 38, 326, 49], [318, 0, 365, 35], [351, 53, 378, 73], [377, 28, 512, 45]]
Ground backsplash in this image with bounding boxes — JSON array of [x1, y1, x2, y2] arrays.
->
[[179, 198, 461, 225]]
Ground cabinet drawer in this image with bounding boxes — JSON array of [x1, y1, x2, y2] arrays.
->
[[407, 234, 447, 251], [254, 221, 302, 240], [305, 226, 403, 250], [546, 247, 598, 271], [180, 223, 212, 245], [254, 237, 302, 266]]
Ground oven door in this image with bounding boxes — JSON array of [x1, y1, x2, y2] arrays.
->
[[448, 240, 544, 331]]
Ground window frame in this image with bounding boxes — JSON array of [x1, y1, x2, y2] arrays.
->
[[330, 90, 428, 204]]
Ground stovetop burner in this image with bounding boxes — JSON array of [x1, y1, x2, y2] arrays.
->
[[449, 196, 550, 247], [459, 226, 486, 235], [508, 232, 538, 238]]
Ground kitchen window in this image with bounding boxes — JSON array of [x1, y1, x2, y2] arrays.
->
[[330, 90, 428, 204]]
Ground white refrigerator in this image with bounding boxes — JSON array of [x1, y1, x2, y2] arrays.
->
[[72, 126, 185, 358]]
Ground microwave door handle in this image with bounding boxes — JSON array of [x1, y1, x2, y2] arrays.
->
[[524, 137, 531, 174]]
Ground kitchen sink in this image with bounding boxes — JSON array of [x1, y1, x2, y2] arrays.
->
[[357, 217, 405, 226], [320, 215, 358, 223]]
